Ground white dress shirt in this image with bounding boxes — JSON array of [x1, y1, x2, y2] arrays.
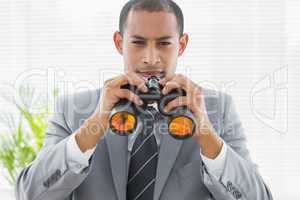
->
[[66, 103, 227, 179]]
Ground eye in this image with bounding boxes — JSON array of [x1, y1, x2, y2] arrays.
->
[[132, 41, 145, 45], [159, 42, 171, 46]]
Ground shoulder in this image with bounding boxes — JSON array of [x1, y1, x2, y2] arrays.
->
[[56, 88, 101, 132], [201, 87, 234, 135], [201, 87, 232, 113]]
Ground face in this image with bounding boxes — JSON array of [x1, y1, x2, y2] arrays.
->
[[113, 10, 188, 80]]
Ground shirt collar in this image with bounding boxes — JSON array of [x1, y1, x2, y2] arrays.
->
[[127, 102, 162, 152]]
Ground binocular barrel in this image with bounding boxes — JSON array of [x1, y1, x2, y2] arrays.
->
[[167, 107, 196, 139], [109, 100, 138, 135], [108, 76, 197, 140]]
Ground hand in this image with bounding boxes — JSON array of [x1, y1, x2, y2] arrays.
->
[[75, 72, 148, 152], [94, 72, 148, 131], [159, 74, 223, 158], [159, 73, 211, 135]]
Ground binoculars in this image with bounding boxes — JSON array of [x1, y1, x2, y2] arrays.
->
[[108, 76, 197, 140]]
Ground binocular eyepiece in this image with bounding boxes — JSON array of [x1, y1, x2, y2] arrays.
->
[[109, 76, 197, 140]]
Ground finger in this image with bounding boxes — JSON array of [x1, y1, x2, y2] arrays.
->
[[171, 74, 193, 91], [106, 74, 126, 87], [163, 96, 188, 112], [109, 73, 148, 92], [162, 74, 192, 94], [116, 89, 143, 106], [159, 74, 174, 86], [126, 72, 149, 92], [162, 80, 181, 95], [104, 77, 115, 85]]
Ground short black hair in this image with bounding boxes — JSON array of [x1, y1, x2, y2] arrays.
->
[[119, 0, 184, 38]]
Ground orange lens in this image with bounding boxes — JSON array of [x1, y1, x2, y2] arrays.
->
[[169, 116, 193, 138], [110, 112, 136, 134]]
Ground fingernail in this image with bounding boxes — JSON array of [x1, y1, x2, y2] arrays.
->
[[138, 99, 143, 105], [159, 79, 166, 85], [142, 78, 147, 83], [143, 85, 148, 92], [196, 94, 202, 99]]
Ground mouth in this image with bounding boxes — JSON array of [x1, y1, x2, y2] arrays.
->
[[137, 70, 165, 80]]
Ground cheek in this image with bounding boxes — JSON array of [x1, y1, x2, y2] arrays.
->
[[123, 49, 141, 70], [165, 52, 178, 67], [161, 48, 176, 59], [126, 46, 141, 58]]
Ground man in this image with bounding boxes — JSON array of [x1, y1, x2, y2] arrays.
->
[[15, 0, 273, 199]]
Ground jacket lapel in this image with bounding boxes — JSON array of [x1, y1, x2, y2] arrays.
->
[[154, 134, 183, 200], [105, 131, 128, 200]]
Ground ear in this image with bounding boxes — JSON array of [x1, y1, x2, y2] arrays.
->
[[113, 31, 123, 55], [178, 33, 189, 57]]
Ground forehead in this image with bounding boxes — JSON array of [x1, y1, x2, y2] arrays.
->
[[124, 10, 179, 39]]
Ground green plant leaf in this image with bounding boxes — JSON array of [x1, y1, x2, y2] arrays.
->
[[0, 86, 57, 185]]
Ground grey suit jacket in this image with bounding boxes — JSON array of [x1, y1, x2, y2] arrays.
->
[[15, 88, 273, 200]]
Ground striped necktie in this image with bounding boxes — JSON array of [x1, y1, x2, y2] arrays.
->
[[126, 106, 158, 200]]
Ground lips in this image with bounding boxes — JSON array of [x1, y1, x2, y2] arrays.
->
[[138, 71, 165, 80]]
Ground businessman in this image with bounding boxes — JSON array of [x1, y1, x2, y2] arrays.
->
[[16, 0, 273, 199]]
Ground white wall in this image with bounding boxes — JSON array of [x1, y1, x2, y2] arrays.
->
[[0, 0, 299, 199]]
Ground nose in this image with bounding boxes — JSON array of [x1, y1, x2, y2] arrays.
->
[[142, 46, 161, 66]]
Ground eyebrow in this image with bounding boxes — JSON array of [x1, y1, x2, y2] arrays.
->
[[130, 35, 173, 40]]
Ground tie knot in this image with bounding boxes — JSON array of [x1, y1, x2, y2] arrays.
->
[[147, 105, 156, 111], [141, 106, 157, 136]]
